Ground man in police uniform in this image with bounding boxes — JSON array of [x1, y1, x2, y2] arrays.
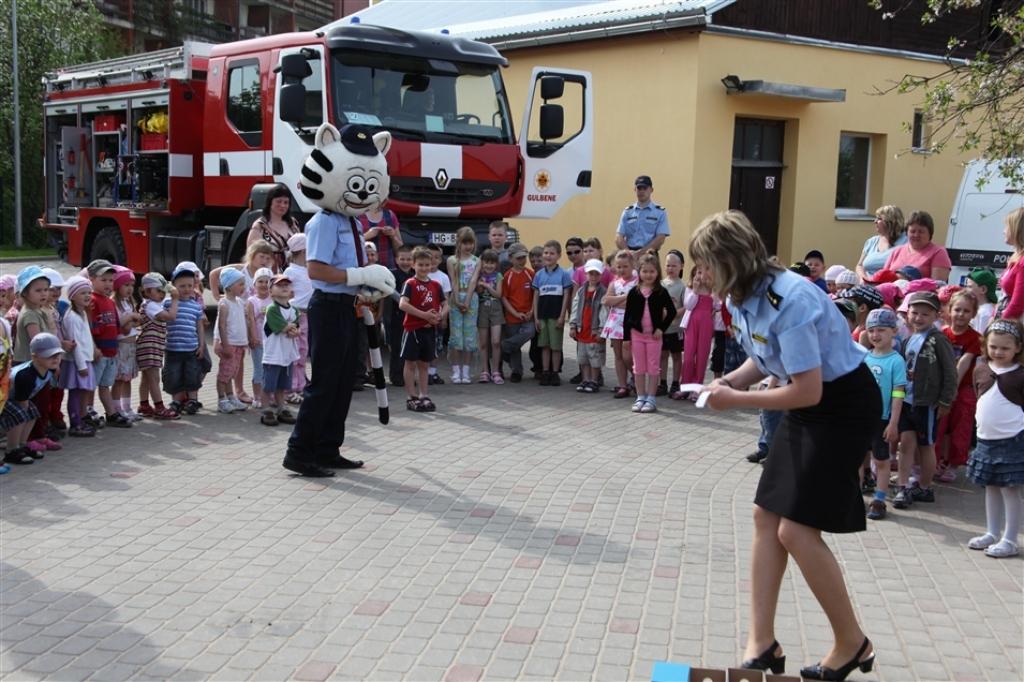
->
[[615, 175, 670, 257]]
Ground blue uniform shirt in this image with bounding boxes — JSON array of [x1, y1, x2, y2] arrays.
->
[[727, 269, 866, 382], [306, 210, 366, 295], [616, 202, 670, 248]]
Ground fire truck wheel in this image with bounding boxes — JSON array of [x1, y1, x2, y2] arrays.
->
[[90, 226, 127, 266]]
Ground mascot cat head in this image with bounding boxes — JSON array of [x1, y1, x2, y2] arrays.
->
[[299, 123, 392, 217]]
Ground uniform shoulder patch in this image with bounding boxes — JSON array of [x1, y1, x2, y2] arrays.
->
[[765, 285, 784, 310], [653, 204, 664, 210]]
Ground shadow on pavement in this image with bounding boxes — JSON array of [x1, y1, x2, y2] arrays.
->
[[0, 562, 202, 680]]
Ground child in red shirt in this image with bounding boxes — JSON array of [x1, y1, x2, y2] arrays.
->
[[936, 290, 982, 480], [86, 260, 132, 428], [398, 247, 448, 412]]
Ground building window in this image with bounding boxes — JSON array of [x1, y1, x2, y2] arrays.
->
[[912, 111, 931, 152], [835, 133, 871, 214], [227, 61, 262, 146]]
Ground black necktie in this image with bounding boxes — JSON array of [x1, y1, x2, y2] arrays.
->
[[349, 216, 365, 267]]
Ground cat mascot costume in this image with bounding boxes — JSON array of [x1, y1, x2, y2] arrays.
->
[[283, 123, 396, 478]]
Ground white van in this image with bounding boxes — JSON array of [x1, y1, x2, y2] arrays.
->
[[946, 159, 1022, 286]]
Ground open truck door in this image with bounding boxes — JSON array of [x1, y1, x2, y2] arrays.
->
[[274, 45, 327, 213], [517, 68, 593, 219]]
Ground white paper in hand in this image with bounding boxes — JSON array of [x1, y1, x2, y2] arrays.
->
[[677, 383, 711, 409]]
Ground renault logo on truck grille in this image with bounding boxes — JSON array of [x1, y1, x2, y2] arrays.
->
[[434, 168, 450, 190]]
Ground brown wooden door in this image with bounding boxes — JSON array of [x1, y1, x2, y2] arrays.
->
[[729, 118, 784, 256]]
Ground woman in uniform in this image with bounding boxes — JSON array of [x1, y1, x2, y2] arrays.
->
[[692, 211, 881, 681]]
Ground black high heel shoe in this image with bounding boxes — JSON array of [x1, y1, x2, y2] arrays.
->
[[800, 637, 874, 681], [740, 639, 786, 674]]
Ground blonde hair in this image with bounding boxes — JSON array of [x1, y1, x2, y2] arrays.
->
[[874, 205, 905, 243], [1006, 207, 1024, 255], [948, 289, 978, 315], [244, 240, 275, 265], [689, 210, 779, 304]]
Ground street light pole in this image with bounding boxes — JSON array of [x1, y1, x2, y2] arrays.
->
[[12, 0, 23, 247]]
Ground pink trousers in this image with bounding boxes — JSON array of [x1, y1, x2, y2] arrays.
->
[[631, 332, 662, 376], [682, 298, 713, 385]]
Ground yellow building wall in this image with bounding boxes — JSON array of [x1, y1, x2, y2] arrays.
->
[[500, 29, 973, 269], [689, 32, 971, 268]]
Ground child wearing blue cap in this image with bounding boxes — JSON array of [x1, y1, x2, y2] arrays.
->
[[3, 333, 64, 465], [863, 308, 907, 520], [163, 267, 206, 415], [12, 266, 62, 453]]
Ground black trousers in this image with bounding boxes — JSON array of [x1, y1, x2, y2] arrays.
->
[[287, 291, 357, 464]]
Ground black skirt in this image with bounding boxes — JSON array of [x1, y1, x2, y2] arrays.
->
[[756, 363, 881, 533]]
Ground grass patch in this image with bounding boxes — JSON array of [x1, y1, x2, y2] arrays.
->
[[0, 247, 58, 260]]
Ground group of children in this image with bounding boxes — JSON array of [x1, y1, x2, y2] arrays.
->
[[386, 223, 736, 416], [772, 235, 1024, 559], [2, 219, 1020, 562], [0, 237, 313, 469]]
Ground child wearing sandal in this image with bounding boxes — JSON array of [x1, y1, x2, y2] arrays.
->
[[966, 319, 1024, 558], [60, 277, 98, 437], [601, 250, 637, 399], [400, 246, 448, 412], [475, 249, 504, 384], [246, 268, 274, 409], [136, 273, 179, 420], [260, 274, 301, 427]]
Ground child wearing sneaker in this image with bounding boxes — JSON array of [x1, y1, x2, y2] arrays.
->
[[623, 253, 676, 413], [112, 267, 143, 422], [893, 291, 957, 509], [215, 268, 250, 413], [863, 308, 907, 520], [260, 275, 301, 426], [532, 240, 573, 386], [570, 259, 607, 393], [446, 226, 481, 385], [86, 260, 132, 429], [659, 249, 686, 397], [246, 268, 274, 409], [966, 319, 1024, 558], [60, 277, 98, 437], [4, 334, 64, 466]]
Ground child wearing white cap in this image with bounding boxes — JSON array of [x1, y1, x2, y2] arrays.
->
[[284, 232, 311, 402], [215, 268, 250, 413]]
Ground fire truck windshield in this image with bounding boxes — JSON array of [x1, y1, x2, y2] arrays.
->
[[331, 50, 514, 145]]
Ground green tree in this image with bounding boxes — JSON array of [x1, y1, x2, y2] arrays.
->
[[872, 0, 1024, 186], [0, 0, 122, 246]]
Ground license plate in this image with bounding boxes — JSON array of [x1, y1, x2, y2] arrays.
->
[[429, 232, 456, 246]]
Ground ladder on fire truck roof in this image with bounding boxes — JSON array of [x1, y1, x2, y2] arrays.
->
[[43, 41, 213, 94]]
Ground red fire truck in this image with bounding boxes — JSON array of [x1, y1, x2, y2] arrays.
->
[[40, 22, 593, 275]]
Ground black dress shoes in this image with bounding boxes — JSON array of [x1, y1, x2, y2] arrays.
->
[[282, 457, 335, 477]]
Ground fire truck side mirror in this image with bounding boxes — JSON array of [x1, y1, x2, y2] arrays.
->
[[540, 76, 564, 101], [539, 104, 563, 141], [280, 83, 308, 124], [280, 54, 312, 81]]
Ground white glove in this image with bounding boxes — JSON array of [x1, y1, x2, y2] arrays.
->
[[346, 264, 396, 297]]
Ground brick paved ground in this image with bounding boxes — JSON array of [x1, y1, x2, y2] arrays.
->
[[1, 262, 1021, 681]]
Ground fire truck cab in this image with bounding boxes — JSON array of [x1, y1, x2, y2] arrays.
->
[[41, 22, 593, 275]]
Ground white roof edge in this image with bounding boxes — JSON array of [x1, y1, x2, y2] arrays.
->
[[705, 25, 966, 66]]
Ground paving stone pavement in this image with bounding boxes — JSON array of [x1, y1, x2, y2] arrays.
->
[[0, 262, 1021, 681]]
